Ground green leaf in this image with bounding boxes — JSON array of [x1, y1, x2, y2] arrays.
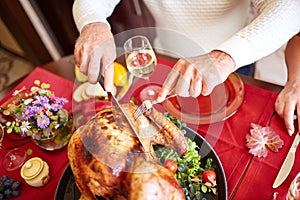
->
[[201, 185, 208, 193], [130, 97, 139, 105], [26, 148, 33, 155], [204, 158, 215, 170], [76, 115, 85, 127], [7, 127, 13, 133], [14, 126, 21, 133]]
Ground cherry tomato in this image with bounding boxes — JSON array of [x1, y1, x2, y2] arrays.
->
[[163, 159, 178, 173], [202, 169, 216, 184]]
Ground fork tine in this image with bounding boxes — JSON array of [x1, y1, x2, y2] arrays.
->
[[133, 105, 141, 116], [136, 106, 147, 117], [133, 105, 146, 119], [134, 94, 176, 120], [133, 108, 140, 119], [134, 100, 154, 120], [135, 106, 146, 118], [133, 109, 142, 119]]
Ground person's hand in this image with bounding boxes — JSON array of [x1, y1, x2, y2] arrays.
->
[[157, 50, 236, 101], [275, 80, 300, 136], [74, 22, 116, 91]]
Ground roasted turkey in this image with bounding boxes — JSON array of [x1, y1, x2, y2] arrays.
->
[[68, 103, 188, 199]]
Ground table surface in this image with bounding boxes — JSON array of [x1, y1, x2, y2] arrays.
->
[[1, 54, 298, 200]]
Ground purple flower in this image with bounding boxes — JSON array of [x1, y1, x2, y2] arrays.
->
[[42, 103, 52, 112], [29, 106, 41, 117], [33, 96, 49, 106], [22, 106, 34, 120], [15, 115, 21, 124], [59, 97, 68, 104], [51, 102, 62, 111], [37, 116, 50, 128], [51, 97, 68, 111], [20, 132, 27, 138], [57, 97, 68, 105]]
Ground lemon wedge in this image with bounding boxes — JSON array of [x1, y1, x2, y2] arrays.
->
[[113, 62, 127, 87], [75, 62, 127, 86], [74, 65, 88, 82]]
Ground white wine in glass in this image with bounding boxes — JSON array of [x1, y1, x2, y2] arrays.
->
[[0, 125, 27, 171], [124, 36, 157, 79]]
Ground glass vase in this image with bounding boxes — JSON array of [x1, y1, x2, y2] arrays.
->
[[30, 109, 74, 151]]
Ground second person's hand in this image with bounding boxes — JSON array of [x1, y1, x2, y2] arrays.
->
[[74, 22, 116, 91], [275, 79, 300, 136], [157, 50, 236, 102]]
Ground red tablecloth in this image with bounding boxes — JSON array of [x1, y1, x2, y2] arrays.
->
[[121, 58, 296, 199], [0, 67, 74, 200], [195, 83, 278, 198], [0, 61, 297, 200], [234, 114, 300, 200]]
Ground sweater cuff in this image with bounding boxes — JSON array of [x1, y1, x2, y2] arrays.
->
[[76, 13, 111, 33], [215, 36, 255, 70]]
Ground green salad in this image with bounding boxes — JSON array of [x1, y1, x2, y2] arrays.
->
[[154, 113, 218, 200], [129, 99, 218, 199]]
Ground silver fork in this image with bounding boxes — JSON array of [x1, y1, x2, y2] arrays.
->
[[133, 93, 176, 120]]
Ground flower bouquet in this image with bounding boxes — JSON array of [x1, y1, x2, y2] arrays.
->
[[3, 80, 74, 150]]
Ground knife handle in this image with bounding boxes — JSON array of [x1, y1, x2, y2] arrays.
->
[[291, 132, 300, 154], [98, 74, 105, 90]]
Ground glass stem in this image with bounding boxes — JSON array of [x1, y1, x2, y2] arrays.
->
[[0, 144, 6, 151]]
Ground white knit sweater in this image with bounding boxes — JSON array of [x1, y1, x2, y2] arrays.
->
[[73, 0, 300, 69]]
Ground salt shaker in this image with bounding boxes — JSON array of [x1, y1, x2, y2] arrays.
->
[[287, 172, 300, 200]]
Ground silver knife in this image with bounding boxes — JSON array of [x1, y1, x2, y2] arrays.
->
[[273, 132, 300, 188], [98, 75, 149, 153]]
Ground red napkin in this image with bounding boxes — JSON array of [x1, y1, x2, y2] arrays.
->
[[234, 114, 300, 200]]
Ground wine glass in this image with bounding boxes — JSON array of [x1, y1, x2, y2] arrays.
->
[[124, 35, 157, 79], [124, 35, 159, 101], [287, 172, 300, 200], [0, 124, 27, 171]]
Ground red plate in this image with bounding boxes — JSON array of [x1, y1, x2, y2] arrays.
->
[[162, 73, 244, 125]]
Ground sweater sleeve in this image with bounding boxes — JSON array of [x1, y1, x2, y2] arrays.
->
[[215, 0, 300, 69], [72, 0, 121, 32]]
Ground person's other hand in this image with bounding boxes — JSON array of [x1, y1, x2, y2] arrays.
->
[[74, 22, 116, 91], [157, 50, 235, 101], [275, 80, 300, 136]]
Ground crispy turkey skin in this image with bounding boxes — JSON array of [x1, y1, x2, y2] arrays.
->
[[68, 103, 187, 199]]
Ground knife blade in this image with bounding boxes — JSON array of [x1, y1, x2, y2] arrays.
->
[[98, 75, 149, 153], [272, 132, 300, 188]]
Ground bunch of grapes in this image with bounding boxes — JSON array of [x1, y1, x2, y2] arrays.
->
[[0, 175, 22, 199]]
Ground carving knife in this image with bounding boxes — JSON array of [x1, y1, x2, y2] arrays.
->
[[98, 75, 149, 152], [272, 132, 300, 188]]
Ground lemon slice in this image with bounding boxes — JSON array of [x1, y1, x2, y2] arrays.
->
[[113, 62, 127, 87], [86, 83, 108, 97], [73, 82, 89, 103], [75, 62, 127, 86], [75, 65, 88, 82]]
